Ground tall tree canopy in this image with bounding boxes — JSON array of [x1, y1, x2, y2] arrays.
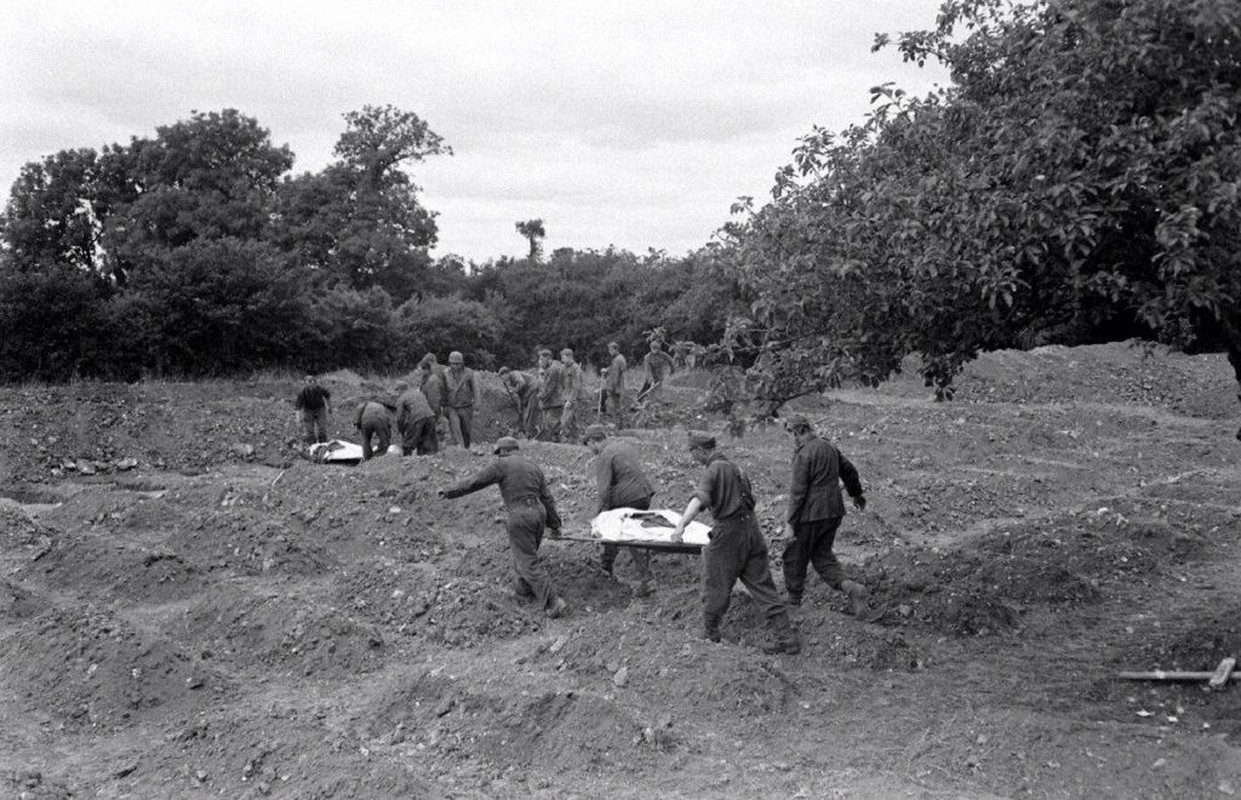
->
[[724, 0, 1241, 405], [269, 105, 451, 302], [105, 109, 295, 284]]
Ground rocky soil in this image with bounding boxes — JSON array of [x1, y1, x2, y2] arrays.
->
[[1, 342, 1240, 798]]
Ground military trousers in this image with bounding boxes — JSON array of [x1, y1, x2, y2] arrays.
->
[[701, 513, 793, 638], [782, 516, 846, 600], [507, 501, 559, 612]]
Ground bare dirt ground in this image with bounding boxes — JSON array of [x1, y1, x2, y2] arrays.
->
[[1, 341, 1240, 799]]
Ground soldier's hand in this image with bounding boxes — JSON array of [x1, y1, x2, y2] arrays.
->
[[669, 526, 684, 544], [853, 495, 867, 512], [547, 527, 562, 539]]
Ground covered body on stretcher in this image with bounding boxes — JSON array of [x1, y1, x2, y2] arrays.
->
[[562, 507, 711, 553]]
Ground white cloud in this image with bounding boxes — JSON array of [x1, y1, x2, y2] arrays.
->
[[1, 0, 950, 262]]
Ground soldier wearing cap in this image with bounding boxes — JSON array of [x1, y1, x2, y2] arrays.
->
[[603, 341, 628, 425], [438, 437, 568, 618], [537, 349, 566, 441], [783, 415, 871, 616], [670, 431, 800, 654], [584, 424, 656, 596], [559, 348, 585, 443], [418, 353, 447, 438], [443, 351, 476, 449]]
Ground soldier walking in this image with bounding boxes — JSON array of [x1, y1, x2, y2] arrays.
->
[[671, 431, 800, 654], [782, 415, 871, 616], [439, 437, 568, 618]]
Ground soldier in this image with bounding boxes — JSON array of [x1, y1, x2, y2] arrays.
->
[[439, 437, 568, 618], [537, 348, 566, 442], [640, 339, 675, 405], [395, 382, 438, 455], [782, 415, 870, 616], [499, 366, 539, 437], [603, 341, 628, 425], [294, 374, 332, 445], [584, 424, 656, 596], [443, 351, 477, 449], [671, 431, 800, 654], [352, 399, 392, 459], [560, 348, 584, 443]]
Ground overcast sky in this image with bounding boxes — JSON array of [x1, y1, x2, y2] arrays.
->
[[2, 1, 950, 264]]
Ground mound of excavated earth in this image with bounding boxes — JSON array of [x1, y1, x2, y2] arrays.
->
[[1, 341, 1240, 798]]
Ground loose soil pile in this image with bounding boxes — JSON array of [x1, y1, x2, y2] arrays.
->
[[1, 341, 1239, 798]]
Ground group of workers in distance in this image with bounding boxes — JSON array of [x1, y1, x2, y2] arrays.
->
[[294, 351, 477, 458], [294, 339, 681, 459], [438, 416, 872, 655], [500, 338, 677, 443]]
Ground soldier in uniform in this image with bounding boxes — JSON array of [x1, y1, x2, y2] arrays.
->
[[294, 374, 332, 445], [782, 415, 870, 616], [537, 349, 566, 442], [439, 437, 568, 618], [443, 351, 477, 449], [671, 431, 800, 654], [584, 424, 656, 596], [352, 399, 392, 459]]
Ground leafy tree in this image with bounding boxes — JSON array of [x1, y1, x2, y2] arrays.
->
[[103, 109, 294, 285], [334, 104, 451, 193], [122, 238, 313, 375], [1, 148, 101, 275], [270, 105, 451, 303], [0, 259, 114, 380], [515, 219, 546, 261], [394, 295, 503, 369], [724, 0, 1241, 407], [306, 285, 399, 373]]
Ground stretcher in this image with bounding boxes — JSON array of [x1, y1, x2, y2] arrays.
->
[[308, 440, 365, 463], [559, 507, 711, 553], [307, 439, 394, 464]]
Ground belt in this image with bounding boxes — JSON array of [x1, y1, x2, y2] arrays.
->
[[509, 496, 542, 507]]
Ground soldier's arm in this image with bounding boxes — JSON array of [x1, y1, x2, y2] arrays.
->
[[440, 463, 502, 499]]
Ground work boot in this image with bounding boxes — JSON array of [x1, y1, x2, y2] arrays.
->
[[702, 627, 721, 643], [545, 596, 568, 619], [786, 593, 803, 608], [842, 580, 871, 618]]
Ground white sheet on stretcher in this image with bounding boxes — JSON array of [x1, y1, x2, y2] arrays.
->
[[589, 508, 711, 546], [307, 439, 392, 463]]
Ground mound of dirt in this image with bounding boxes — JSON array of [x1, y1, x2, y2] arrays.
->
[[952, 342, 1236, 417], [2, 340, 1240, 798], [0, 603, 229, 731]]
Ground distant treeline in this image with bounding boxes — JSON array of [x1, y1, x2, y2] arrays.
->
[[0, 106, 738, 381], [6, 0, 1239, 404]]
